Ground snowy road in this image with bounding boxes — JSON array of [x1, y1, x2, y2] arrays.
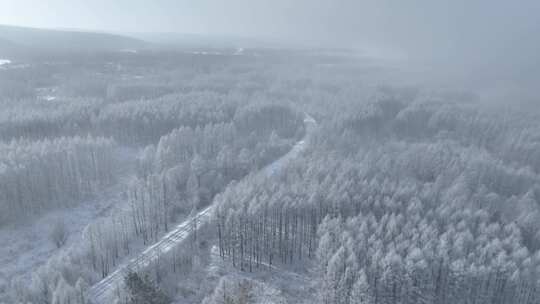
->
[[87, 114, 316, 303]]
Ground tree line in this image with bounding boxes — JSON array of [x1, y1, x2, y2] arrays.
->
[[213, 97, 540, 304], [10, 103, 305, 303], [0, 136, 117, 224]]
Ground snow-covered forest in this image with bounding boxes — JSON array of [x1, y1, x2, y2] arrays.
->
[[216, 98, 540, 304], [1, 20, 540, 304]]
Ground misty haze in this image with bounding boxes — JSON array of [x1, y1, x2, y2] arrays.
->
[[1, 1, 540, 304]]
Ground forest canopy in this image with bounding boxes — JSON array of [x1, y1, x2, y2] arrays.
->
[[1, 46, 539, 304]]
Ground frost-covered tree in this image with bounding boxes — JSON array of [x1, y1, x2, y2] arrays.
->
[[124, 272, 170, 304], [50, 220, 69, 248]]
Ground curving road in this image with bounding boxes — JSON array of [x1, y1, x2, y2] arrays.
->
[[87, 114, 316, 304]]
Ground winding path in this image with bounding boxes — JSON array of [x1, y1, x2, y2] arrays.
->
[[87, 114, 316, 303]]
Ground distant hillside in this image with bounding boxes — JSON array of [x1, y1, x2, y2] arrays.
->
[[0, 25, 147, 52], [0, 37, 20, 56], [127, 32, 288, 49]]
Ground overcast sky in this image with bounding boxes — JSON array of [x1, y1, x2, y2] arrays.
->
[[1, 1, 538, 48], [1, 0, 540, 97]]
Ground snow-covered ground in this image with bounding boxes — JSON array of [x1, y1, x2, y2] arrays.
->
[[263, 114, 316, 177], [189, 51, 223, 55], [0, 190, 119, 291], [36, 87, 58, 101], [0, 59, 10, 66], [233, 47, 244, 55], [87, 114, 317, 304], [0, 147, 141, 299], [205, 246, 315, 304], [118, 49, 138, 54]]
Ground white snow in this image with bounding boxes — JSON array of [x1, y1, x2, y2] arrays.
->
[[262, 114, 316, 177], [0, 147, 141, 299], [189, 50, 223, 55], [87, 114, 317, 304], [0, 59, 11, 66], [36, 87, 59, 101], [234, 48, 245, 55], [206, 246, 315, 304], [118, 49, 138, 54]]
